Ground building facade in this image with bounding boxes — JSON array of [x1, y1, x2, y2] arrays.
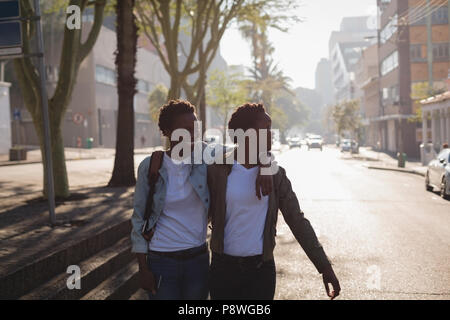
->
[[355, 43, 381, 148], [329, 16, 378, 103], [421, 91, 450, 157], [315, 58, 334, 108], [375, 0, 449, 158], [10, 16, 170, 150]]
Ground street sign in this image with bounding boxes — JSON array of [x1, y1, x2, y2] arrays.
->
[[0, 1, 20, 20], [73, 112, 84, 125], [0, 1, 22, 58]]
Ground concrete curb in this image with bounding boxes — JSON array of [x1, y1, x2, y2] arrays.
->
[[0, 147, 161, 167], [0, 157, 98, 167], [366, 165, 426, 177]]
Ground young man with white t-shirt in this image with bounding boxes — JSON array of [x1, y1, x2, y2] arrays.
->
[[207, 103, 341, 300]]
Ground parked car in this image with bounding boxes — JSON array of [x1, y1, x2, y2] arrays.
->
[[340, 139, 358, 153], [340, 139, 351, 152], [306, 135, 323, 151], [425, 148, 450, 199], [288, 137, 302, 149]]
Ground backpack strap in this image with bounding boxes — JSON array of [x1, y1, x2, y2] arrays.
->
[[141, 151, 164, 240]]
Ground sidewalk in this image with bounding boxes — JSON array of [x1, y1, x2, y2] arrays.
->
[[0, 146, 161, 167], [354, 147, 427, 177]]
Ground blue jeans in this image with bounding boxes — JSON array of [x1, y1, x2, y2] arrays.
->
[[146, 249, 209, 300]]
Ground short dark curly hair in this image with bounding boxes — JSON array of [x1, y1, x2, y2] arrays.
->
[[228, 103, 266, 132], [158, 99, 196, 136]]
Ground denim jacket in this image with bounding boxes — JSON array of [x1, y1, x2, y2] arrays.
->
[[131, 153, 210, 254]]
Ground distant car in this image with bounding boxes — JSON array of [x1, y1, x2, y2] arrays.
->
[[425, 148, 450, 199], [306, 135, 323, 151], [288, 137, 302, 149], [340, 139, 351, 152], [340, 139, 358, 153]]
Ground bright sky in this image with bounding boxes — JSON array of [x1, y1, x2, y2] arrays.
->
[[220, 0, 377, 90]]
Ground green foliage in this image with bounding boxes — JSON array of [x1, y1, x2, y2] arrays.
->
[[411, 81, 446, 101], [331, 100, 362, 139], [207, 69, 249, 133], [148, 84, 168, 123], [410, 82, 447, 123], [273, 89, 310, 132]]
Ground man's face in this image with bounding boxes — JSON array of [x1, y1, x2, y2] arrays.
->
[[169, 113, 198, 146], [253, 112, 272, 154]]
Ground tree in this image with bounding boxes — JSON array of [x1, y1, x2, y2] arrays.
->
[[409, 82, 446, 123], [331, 100, 362, 141], [274, 90, 310, 134], [206, 69, 248, 141], [13, 0, 107, 198], [108, 0, 139, 187], [148, 84, 168, 123], [237, 0, 300, 112], [136, 0, 247, 131]]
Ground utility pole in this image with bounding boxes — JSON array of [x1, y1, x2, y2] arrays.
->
[[426, 0, 433, 89]]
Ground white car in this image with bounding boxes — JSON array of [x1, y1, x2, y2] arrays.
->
[[425, 148, 450, 199], [306, 135, 323, 151]]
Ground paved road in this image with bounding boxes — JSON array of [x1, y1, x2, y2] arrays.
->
[[273, 146, 450, 300]]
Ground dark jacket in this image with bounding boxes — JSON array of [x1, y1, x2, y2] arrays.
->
[[207, 161, 332, 274]]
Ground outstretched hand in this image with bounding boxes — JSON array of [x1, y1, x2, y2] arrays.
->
[[322, 266, 341, 300]]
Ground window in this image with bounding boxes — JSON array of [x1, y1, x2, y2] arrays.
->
[[432, 6, 449, 24], [95, 65, 116, 86], [137, 79, 150, 93], [411, 6, 448, 25], [381, 51, 399, 76], [382, 88, 389, 100], [410, 44, 424, 62], [391, 85, 399, 103], [380, 14, 397, 44], [433, 43, 450, 60], [381, 85, 399, 104]]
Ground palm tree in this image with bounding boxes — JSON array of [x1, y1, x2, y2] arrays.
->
[[108, 0, 139, 187]]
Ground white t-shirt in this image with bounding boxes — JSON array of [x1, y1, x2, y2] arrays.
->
[[149, 153, 207, 252], [224, 161, 269, 257]]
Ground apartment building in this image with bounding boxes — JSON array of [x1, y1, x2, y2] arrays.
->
[[329, 16, 377, 103], [355, 43, 380, 147], [375, 0, 449, 157]]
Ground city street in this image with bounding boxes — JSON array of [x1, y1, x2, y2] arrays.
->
[[0, 146, 449, 300], [274, 146, 450, 300]]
